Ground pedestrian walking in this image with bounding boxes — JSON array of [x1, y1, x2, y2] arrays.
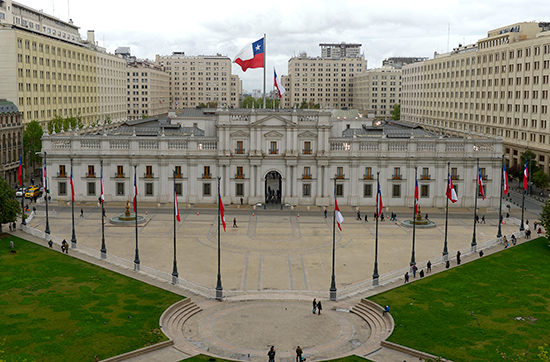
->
[[380, 212, 385, 221], [511, 234, 517, 245], [48, 239, 53, 248], [404, 272, 409, 283], [62, 239, 69, 254], [412, 264, 418, 278], [364, 213, 367, 222], [479, 250, 484, 257], [312, 298, 317, 314], [419, 269, 425, 278], [268, 346, 276, 362], [357, 210, 361, 221], [425, 213, 429, 220], [80, 208, 84, 217], [12, 222, 16, 231], [324, 209, 327, 218], [481, 215, 485, 224], [427, 260, 432, 273], [317, 300, 322, 315], [296, 346, 303, 362], [445, 260, 450, 268], [9, 223, 12, 232], [475, 215, 479, 223], [506, 212, 510, 219], [233, 217, 238, 228], [456, 250, 461, 265]]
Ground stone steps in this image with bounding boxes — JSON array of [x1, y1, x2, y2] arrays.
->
[[350, 298, 394, 356], [160, 298, 203, 357]]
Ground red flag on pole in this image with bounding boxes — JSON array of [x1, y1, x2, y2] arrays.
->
[[174, 187, 180, 222], [414, 178, 419, 214], [219, 193, 226, 231], [523, 161, 529, 191], [446, 173, 458, 203], [334, 189, 344, 231], [478, 167, 485, 200], [70, 166, 75, 202], [18, 155, 23, 186], [503, 161, 509, 195]]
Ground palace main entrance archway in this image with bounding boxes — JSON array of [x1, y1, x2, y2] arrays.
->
[[264, 171, 282, 205]]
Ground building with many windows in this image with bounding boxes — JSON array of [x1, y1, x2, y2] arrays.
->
[[154, 52, 241, 109], [353, 66, 402, 119], [281, 43, 367, 110], [401, 21, 550, 172], [0, 99, 23, 188], [126, 60, 170, 120], [42, 108, 502, 208], [0, 0, 127, 126]]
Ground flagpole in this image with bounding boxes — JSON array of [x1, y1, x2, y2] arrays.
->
[[20, 153, 26, 226], [172, 169, 179, 284], [71, 158, 77, 248], [472, 158, 479, 252], [410, 167, 417, 268], [101, 159, 106, 257], [44, 152, 50, 235], [373, 172, 380, 286], [520, 182, 526, 232], [330, 178, 337, 301], [216, 176, 223, 300], [263, 34, 266, 109], [497, 155, 504, 238], [134, 165, 140, 270], [443, 162, 450, 260]]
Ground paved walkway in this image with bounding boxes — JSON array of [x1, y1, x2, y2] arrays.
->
[[6, 201, 540, 362]]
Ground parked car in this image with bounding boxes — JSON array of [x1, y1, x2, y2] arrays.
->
[[16, 187, 27, 197], [25, 186, 40, 199]]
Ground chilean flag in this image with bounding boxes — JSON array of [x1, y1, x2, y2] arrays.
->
[[376, 180, 383, 217], [414, 178, 419, 214], [175, 187, 180, 222], [334, 187, 344, 231], [70, 165, 75, 202], [100, 166, 104, 203], [447, 173, 458, 203], [503, 161, 509, 195], [219, 192, 226, 232], [478, 167, 485, 200], [523, 161, 529, 191], [234, 38, 264, 72], [274, 68, 285, 98], [18, 155, 23, 186], [133, 169, 137, 212]]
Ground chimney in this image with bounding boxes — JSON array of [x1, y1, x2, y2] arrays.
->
[[87, 30, 95, 44]]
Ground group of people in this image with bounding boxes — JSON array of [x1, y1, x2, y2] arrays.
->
[[268, 345, 306, 362], [312, 298, 323, 315], [404, 260, 432, 283]]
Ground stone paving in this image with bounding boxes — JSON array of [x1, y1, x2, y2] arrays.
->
[[10, 200, 541, 362]]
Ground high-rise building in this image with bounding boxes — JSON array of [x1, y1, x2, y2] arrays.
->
[[352, 66, 402, 119], [126, 60, 170, 120], [155, 52, 241, 109], [0, 0, 127, 126], [282, 43, 367, 109], [0, 99, 23, 187], [402, 21, 550, 172]]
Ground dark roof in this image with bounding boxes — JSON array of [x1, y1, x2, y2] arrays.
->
[[0, 99, 19, 114], [342, 120, 435, 138]]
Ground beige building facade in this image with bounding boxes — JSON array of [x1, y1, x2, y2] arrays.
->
[[0, 99, 23, 188], [0, 1, 127, 127], [154, 52, 241, 109], [353, 66, 402, 119], [126, 60, 170, 120], [402, 22, 550, 172], [281, 44, 367, 110]]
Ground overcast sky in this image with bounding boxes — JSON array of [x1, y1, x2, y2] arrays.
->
[[20, 0, 550, 92]]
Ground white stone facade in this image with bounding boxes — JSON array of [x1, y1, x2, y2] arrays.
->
[[41, 109, 503, 208]]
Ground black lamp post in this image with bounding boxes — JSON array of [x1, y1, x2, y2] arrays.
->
[[71, 158, 77, 248], [410, 167, 417, 268], [372, 172, 381, 285], [44, 152, 50, 235], [472, 158, 479, 252], [330, 178, 337, 301], [134, 165, 140, 270], [216, 176, 223, 300], [172, 169, 179, 284], [20, 149, 26, 226], [443, 162, 450, 259], [100, 159, 106, 258], [497, 155, 504, 238]]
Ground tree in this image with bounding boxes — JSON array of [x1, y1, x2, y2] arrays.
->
[[532, 169, 549, 189], [391, 104, 401, 120], [539, 198, 550, 240], [48, 115, 83, 134], [520, 150, 540, 175], [23, 120, 43, 170], [508, 163, 522, 180], [0, 177, 21, 233]]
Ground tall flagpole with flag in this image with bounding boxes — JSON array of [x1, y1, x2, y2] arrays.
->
[[497, 155, 505, 238], [472, 158, 484, 251], [263, 34, 266, 109], [373, 172, 382, 285], [216, 176, 224, 300], [172, 169, 180, 284], [44, 152, 50, 235], [410, 167, 418, 268], [70, 158, 77, 248], [330, 178, 342, 300], [520, 160, 528, 231], [100, 160, 106, 258], [19, 153, 26, 226], [133, 165, 140, 270], [443, 162, 457, 259]]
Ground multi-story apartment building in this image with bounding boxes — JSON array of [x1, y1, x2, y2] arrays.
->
[[282, 43, 367, 109], [401, 22, 550, 172], [154, 52, 241, 109], [0, 0, 126, 126], [352, 66, 402, 119], [126, 60, 170, 120], [0, 99, 23, 188]]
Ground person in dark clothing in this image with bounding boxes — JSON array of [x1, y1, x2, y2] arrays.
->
[[324, 209, 327, 218], [419, 269, 425, 278], [268, 346, 276, 362], [317, 300, 322, 315], [427, 260, 432, 273], [456, 250, 461, 265], [295, 346, 303, 362], [404, 272, 409, 283], [357, 210, 361, 221], [312, 298, 317, 314]]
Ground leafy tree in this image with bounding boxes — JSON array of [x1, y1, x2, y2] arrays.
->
[[508, 163, 522, 180], [242, 96, 281, 109], [520, 150, 540, 175], [0, 177, 21, 233], [540, 198, 550, 240], [23, 120, 43, 169], [105, 115, 112, 125], [391, 104, 401, 120], [47, 115, 83, 134], [532, 169, 549, 189]]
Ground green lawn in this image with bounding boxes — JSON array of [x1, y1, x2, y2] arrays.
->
[[0, 235, 183, 362], [370, 237, 550, 362]]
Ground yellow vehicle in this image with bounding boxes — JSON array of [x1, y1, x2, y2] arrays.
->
[[25, 186, 40, 198]]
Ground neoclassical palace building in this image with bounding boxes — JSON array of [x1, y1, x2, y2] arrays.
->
[[41, 108, 502, 208]]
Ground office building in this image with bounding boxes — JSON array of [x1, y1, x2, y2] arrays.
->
[[0, 99, 23, 187], [353, 66, 402, 119], [126, 59, 170, 120]]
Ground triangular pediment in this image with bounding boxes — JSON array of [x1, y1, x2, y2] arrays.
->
[[298, 131, 318, 138], [230, 130, 250, 138], [264, 130, 284, 138], [251, 115, 296, 128]]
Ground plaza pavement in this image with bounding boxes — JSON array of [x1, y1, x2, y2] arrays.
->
[[10, 199, 541, 362]]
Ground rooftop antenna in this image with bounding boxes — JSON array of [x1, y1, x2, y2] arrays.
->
[[447, 23, 450, 52]]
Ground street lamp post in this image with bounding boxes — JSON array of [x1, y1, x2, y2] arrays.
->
[[44, 152, 50, 235], [172, 169, 179, 284], [71, 158, 77, 248], [330, 178, 337, 301], [372, 172, 381, 286], [471, 157, 479, 252], [20, 149, 26, 226], [215, 176, 223, 300], [497, 155, 504, 238], [133, 165, 140, 270], [100, 159, 106, 258]]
